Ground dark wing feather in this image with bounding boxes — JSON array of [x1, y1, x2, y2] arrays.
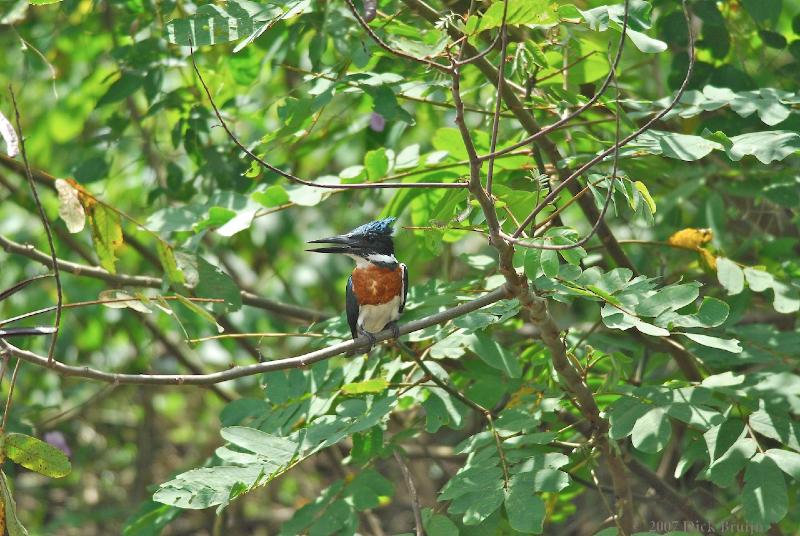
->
[[345, 275, 360, 340], [399, 263, 409, 313]]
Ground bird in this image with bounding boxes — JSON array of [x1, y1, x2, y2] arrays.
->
[[307, 217, 407, 350]]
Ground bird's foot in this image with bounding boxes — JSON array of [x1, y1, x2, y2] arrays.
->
[[348, 329, 377, 357], [386, 321, 401, 340]]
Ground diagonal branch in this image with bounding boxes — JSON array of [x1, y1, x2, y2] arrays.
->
[[512, 0, 696, 239], [447, 19, 636, 534], [401, 0, 636, 272], [1, 285, 511, 386], [9, 86, 62, 365]]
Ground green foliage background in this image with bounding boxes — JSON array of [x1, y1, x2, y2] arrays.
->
[[0, 0, 799, 534]]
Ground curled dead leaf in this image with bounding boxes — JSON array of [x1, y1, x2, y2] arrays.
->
[[54, 179, 87, 233]]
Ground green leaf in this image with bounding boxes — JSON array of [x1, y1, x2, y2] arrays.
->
[[350, 427, 383, 464], [716, 257, 744, 295], [478, 0, 558, 31], [448, 482, 504, 525], [347, 468, 394, 511], [631, 406, 671, 453], [364, 148, 389, 180], [165, 3, 256, 46], [504, 475, 546, 534], [471, 332, 521, 378], [640, 130, 722, 161], [764, 449, 800, 480], [743, 267, 773, 292], [341, 378, 389, 395], [742, 454, 788, 525], [608, 397, 650, 439], [423, 512, 459, 536], [156, 240, 185, 285], [89, 204, 123, 273], [749, 406, 800, 451], [741, 0, 782, 26], [579, 0, 667, 53], [523, 247, 542, 279], [726, 131, 800, 164], [3, 432, 71, 478], [540, 248, 559, 278], [679, 332, 742, 353], [96, 72, 144, 108], [423, 389, 467, 433], [635, 283, 699, 317], [154, 465, 264, 509], [251, 185, 290, 207], [220, 426, 299, 465], [703, 419, 757, 487], [0, 470, 29, 536], [759, 30, 787, 49], [195, 257, 242, 313], [122, 500, 181, 536]]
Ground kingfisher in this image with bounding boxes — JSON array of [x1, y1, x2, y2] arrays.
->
[[307, 217, 407, 348]]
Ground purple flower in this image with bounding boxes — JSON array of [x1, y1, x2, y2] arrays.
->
[[369, 113, 385, 132], [44, 431, 72, 457]]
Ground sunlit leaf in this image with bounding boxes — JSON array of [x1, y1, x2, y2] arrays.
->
[[2, 433, 71, 478]]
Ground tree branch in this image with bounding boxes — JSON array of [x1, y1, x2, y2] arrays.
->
[[190, 46, 463, 190], [1, 285, 511, 386], [447, 17, 635, 533], [0, 234, 329, 322], [9, 85, 62, 365]]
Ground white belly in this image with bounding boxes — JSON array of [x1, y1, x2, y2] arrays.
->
[[359, 295, 401, 333]]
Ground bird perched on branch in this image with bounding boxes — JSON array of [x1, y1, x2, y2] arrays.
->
[[308, 217, 407, 349]]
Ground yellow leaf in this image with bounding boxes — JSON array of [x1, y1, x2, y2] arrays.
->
[[698, 248, 717, 271], [341, 378, 389, 395], [667, 228, 713, 250], [633, 181, 657, 214]]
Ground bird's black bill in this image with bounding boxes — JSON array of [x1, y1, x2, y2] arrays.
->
[[306, 235, 355, 255], [0, 327, 58, 338]]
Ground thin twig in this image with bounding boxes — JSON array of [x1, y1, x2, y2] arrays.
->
[[512, 0, 696, 238], [187, 332, 325, 343], [0, 296, 223, 327], [404, 344, 510, 487], [9, 86, 62, 365], [189, 47, 462, 190], [485, 0, 509, 196], [344, 0, 451, 73], [0, 358, 22, 431], [1, 285, 511, 386], [393, 450, 424, 536], [476, 0, 630, 163], [0, 234, 329, 322], [500, 43, 623, 251]]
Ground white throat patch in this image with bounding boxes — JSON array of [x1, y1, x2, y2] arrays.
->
[[348, 253, 397, 267]]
